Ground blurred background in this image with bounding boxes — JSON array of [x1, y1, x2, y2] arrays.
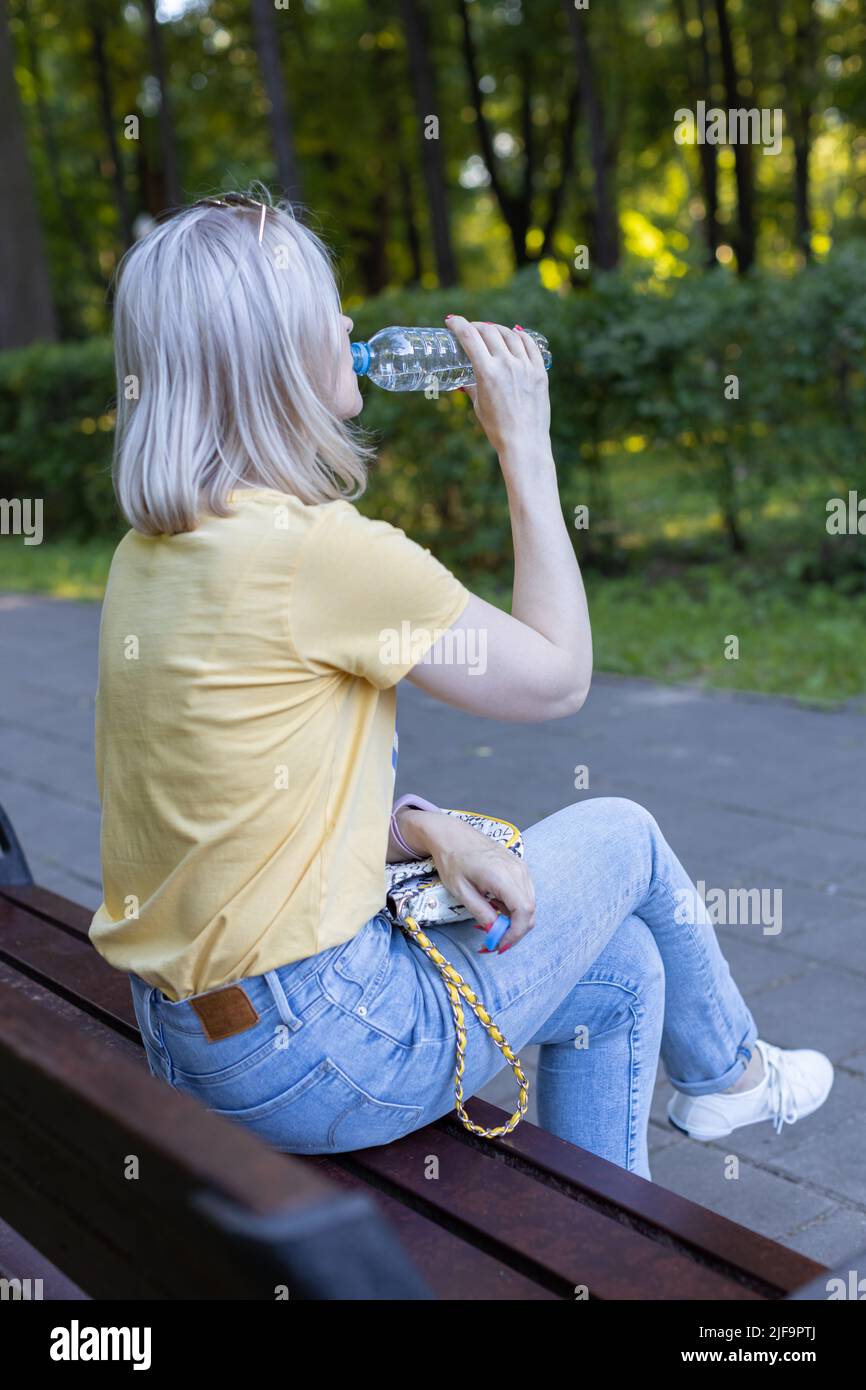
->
[[1, 0, 865, 702]]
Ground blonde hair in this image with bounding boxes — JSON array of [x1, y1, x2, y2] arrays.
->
[[111, 187, 373, 535]]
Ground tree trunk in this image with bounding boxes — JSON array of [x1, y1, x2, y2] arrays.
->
[[788, 0, 816, 263], [541, 80, 580, 257], [143, 0, 180, 209], [456, 0, 528, 267], [674, 0, 720, 265], [90, 20, 135, 248], [398, 160, 423, 285], [18, 3, 101, 293], [401, 0, 457, 285], [356, 184, 391, 296], [516, 46, 535, 256], [713, 0, 755, 273], [696, 0, 721, 263], [561, 0, 619, 270], [0, 0, 56, 347], [250, 0, 303, 204], [718, 447, 747, 552], [792, 132, 811, 265]]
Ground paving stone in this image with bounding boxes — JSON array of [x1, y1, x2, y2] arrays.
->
[[782, 912, 866, 978], [4, 788, 101, 888], [714, 933, 812, 997], [684, 871, 864, 943], [763, 1114, 866, 1209], [0, 725, 99, 812], [842, 1049, 866, 1079], [648, 1143, 835, 1242], [784, 1207, 866, 1268], [804, 785, 866, 838], [736, 826, 866, 893], [839, 868, 866, 899], [734, 966, 866, 1063], [648, 1122, 684, 1156]]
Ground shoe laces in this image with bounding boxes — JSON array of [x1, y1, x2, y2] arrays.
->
[[760, 1041, 799, 1135]]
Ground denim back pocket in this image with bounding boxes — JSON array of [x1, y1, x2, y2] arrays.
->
[[209, 1056, 423, 1154]]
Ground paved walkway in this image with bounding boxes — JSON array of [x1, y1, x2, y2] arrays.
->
[[2, 591, 865, 1266]]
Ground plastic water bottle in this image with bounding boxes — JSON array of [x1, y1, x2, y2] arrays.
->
[[351, 325, 552, 392]]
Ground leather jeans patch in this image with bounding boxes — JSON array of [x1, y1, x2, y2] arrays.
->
[[190, 986, 260, 1042]]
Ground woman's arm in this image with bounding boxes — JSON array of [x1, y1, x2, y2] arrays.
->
[[406, 318, 592, 722]]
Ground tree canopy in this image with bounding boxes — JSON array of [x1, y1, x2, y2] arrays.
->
[[2, 0, 864, 345]]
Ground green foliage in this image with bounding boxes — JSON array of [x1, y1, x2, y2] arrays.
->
[[354, 249, 866, 574], [1, 247, 865, 581], [0, 337, 120, 540]]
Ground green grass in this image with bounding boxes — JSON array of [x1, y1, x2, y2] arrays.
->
[[586, 569, 866, 706], [0, 537, 119, 600]]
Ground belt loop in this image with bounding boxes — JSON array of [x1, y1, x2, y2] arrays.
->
[[136, 979, 162, 1054], [265, 969, 303, 1033], [140, 982, 174, 1083]]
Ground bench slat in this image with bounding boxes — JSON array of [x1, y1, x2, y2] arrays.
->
[[0, 895, 138, 1037], [0, 958, 141, 1065], [1, 883, 94, 937], [313, 1159, 557, 1300], [331, 1131, 762, 1300], [435, 1102, 824, 1296], [0, 1217, 89, 1301]]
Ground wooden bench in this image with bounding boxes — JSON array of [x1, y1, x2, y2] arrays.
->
[[0, 803, 829, 1300]]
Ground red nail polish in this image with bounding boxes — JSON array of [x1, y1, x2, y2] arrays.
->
[[514, 324, 525, 330], [499, 943, 513, 953]]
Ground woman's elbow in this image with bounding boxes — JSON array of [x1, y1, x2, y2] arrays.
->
[[546, 668, 592, 719]]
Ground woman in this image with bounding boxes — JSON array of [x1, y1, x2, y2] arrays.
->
[[90, 191, 832, 1180]]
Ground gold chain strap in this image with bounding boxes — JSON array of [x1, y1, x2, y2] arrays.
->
[[395, 911, 529, 1138]]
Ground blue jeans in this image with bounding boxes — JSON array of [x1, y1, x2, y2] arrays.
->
[[130, 797, 757, 1180]]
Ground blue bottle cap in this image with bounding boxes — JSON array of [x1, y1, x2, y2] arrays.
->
[[483, 913, 511, 952]]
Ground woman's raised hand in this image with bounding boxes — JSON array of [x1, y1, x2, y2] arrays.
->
[[444, 315, 551, 464]]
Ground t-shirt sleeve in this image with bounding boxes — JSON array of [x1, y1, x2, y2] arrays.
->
[[288, 502, 471, 689]]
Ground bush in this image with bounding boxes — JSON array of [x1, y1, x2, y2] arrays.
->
[[353, 250, 866, 573], [1, 248, 864, 577], [0, 338, 119, 541]]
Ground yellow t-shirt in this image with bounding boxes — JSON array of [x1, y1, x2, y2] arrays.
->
[[88, 489, 469, 1001]]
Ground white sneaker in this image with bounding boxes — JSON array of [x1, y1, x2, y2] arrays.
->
[[667, 1039, 834, 1141]]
